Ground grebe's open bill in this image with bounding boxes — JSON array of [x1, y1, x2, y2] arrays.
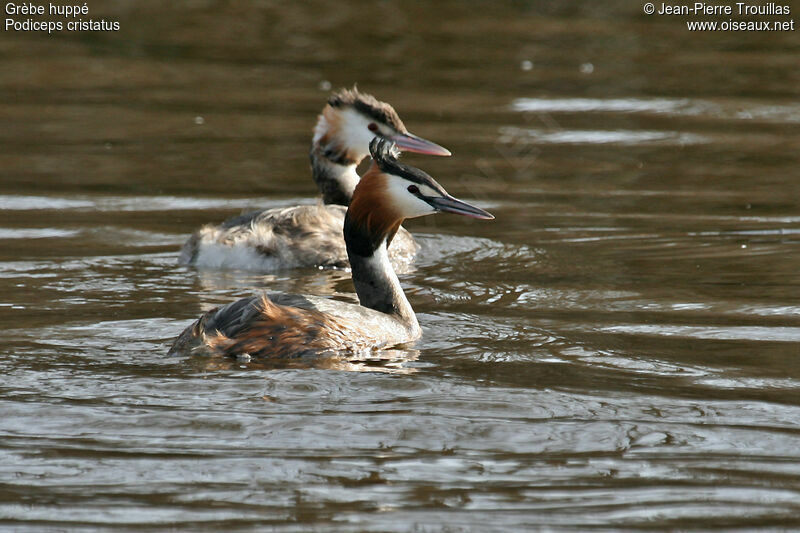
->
[[428, 195, 494, 220], [391, 132, 452, 156]]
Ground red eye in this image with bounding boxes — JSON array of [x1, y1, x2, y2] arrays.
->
[[407, 185, 419, 194], [368, 123, 378, 132]]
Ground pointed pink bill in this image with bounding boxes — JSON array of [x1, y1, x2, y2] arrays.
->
[[390, 132, 452, 156]]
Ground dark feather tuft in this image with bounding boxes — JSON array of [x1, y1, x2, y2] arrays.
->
[[328, 87, 407, 133], [368, 138, 447, 194]]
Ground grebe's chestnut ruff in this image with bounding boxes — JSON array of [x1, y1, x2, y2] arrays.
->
[[169, 138, 493, 360], [178, 88, 450, 271]]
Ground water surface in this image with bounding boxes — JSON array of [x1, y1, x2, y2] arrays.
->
[[2, 1, 800, 530]]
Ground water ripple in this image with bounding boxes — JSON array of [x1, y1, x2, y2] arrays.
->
[[0, 195, 313, 212], [499, 126, 707, 145], [511, 97, 800, 123], [595, 324, 800, 343]]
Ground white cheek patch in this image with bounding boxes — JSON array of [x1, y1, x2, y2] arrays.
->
[[384, 175, 437, 219], [338, 108, 378, 160]]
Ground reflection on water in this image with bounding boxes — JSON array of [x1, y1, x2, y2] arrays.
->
[[499, 125, 708, 145], [511, 96, 800, 123], [2, 0, 800, 529], [186, 348, 420, 373], [511, 97, 696, 113]]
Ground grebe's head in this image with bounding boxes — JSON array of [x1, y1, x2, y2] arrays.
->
[[313, 87, 451, 167], [366, 137, 494, 221], [346, 139, 492, 255]]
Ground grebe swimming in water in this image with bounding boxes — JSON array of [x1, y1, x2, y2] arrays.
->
[[178, 88, 450, 271], [169, 138, 493, 360]]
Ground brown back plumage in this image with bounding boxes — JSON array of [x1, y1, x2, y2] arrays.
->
[[197, 296, 377, 359]]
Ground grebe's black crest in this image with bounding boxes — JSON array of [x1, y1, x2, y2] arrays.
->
[[329, 87, 408, 134], [369, 138, 448, 195]]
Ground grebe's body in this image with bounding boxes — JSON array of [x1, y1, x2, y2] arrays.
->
[[178, 88, 449, 271], [169, 139, 492, 360], [178, 204, 418, 271]]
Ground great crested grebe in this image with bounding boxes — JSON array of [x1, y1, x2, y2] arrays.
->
[[178, 87, 450, 271], [169, 138, 493, 360]]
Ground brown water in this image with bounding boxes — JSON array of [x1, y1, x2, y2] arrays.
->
[[2, 1, 800, 530]]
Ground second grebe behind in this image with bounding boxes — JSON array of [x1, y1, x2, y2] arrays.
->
[[178, 88, 450, 271], [169, 138, 493, 360]]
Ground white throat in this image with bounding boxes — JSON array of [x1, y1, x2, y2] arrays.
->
[[336, 164, 360, 199]]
